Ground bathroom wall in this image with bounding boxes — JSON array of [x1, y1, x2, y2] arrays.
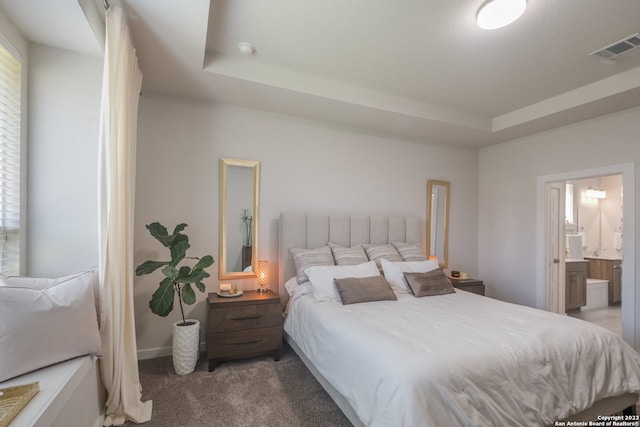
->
[[478, 106, 639, 308], [569, 175, 623, 257]]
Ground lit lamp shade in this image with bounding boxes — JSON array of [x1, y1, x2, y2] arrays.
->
[[257, 260, 269, 293]]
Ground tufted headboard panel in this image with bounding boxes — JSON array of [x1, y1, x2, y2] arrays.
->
[[278, 213, 423, 304]]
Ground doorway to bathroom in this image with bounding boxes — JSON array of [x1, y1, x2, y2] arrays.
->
[[537, 162, 635, 348], [564, 174, 623, 336]]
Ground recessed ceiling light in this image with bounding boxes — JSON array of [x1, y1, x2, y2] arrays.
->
[[477, 0, 526, 30], [238, 42, 255, 56]]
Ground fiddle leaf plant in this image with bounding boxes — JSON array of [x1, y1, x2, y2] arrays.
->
[[136, 222, 214, 325]]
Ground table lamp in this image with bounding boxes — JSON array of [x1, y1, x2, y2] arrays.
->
[[257, 260, 269, 293]]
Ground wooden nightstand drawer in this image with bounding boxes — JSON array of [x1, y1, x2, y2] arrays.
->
[[207, 327, 282, 359], [455, 283, 485, 295], [207, 290, 283, 371], [451, 278, 485, 296], [208, 303, 282, 333]]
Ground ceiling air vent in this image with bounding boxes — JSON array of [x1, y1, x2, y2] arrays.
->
[[590, 33, 640, 62]]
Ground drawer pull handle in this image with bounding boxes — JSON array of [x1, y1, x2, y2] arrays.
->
[[231, 315, 263, 321], [231, 339, 262, 346]]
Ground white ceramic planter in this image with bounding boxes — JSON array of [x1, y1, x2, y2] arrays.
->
[[172, 319, 200, 375]]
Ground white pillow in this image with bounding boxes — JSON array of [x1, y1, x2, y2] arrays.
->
[[284, 277, 312, 302], [381, 258, 439, 293], [3, 268, 100, 321], [284, 276, 299, 297], [0, 271, 102, 382], [305, 261, 380, 302]]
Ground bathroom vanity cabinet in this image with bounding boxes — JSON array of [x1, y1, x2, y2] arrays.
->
[[585, 257, 622, 305], [565, 261, 587, 312]]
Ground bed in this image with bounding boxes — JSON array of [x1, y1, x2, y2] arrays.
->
[[279, 213, 640, 426]]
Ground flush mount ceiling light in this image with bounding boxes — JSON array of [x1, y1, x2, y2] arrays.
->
[[238, 42, 255, 56], [477, 0, 527, 30]]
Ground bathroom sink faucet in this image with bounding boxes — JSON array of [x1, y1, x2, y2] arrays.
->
[[592, 249, 600, 257]]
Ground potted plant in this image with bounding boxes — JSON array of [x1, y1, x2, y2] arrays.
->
[[136, 222, 214, 375]]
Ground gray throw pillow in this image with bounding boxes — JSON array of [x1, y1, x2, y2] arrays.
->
[[328, 242, 369, 266], [362, 244, 402, 269], [333, 275, 397, 305], [392, 241, 428, 261], [403, 269, 455, 297], [290, 246, 335, 284]]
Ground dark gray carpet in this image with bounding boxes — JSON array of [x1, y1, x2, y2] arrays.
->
[[124, 343, 352, 427]]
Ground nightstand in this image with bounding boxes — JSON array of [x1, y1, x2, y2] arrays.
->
[[450, 278, 485, 296], [207, 290, 282, 371]]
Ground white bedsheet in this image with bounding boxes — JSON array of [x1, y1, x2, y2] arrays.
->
[[284, 287, 640, 427]]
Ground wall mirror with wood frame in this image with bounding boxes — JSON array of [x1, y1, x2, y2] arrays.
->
[[427, 179, 450, 268], [219, 158, 260, 280]]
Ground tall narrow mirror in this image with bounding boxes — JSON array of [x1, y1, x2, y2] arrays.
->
[[219, 158, 260, 280], [427, 180, 450, 268]]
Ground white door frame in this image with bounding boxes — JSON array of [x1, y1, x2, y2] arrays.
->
[[536, 163, 636, 348]]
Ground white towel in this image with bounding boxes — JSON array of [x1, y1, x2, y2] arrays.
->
[[578, 231, 587, 249], [566, 235, 584, 259], [613, 232, 623, 251]]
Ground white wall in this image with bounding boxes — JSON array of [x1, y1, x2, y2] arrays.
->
[[23, 41, 640, 357], [134, 96, 480, 358], [21, 42, 479, 358], [478, 107, 640, 341], [27, 44, 103, 277]]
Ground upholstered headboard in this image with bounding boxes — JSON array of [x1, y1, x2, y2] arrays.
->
[[278, 213, 423, 303]]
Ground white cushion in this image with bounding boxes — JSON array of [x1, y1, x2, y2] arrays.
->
[[305, 261, 380, 302], [0, 270, 102, 382], [284, 276, 299, 297], [381, 258, 439, 293], [3, 268, 100, 320]]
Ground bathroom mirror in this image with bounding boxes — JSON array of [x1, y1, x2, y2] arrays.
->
[[219, 158, 260, 280], [426, 180, 450, 268]]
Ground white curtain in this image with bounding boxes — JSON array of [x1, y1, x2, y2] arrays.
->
[[98, 4, 152, 425]]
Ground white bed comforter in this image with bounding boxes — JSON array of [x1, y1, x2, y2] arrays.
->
[[284, 286, 640, 427]]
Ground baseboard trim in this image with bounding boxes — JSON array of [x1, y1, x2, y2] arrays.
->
[[137, 342, 207, 360]]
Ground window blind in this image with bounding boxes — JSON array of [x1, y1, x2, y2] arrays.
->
[[0, 41, 21, 275]]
